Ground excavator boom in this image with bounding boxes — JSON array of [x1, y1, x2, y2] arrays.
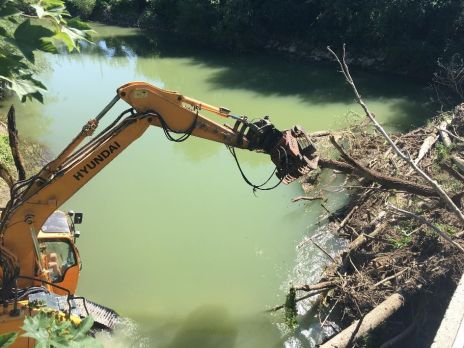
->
[[0, 82, 318, 339]]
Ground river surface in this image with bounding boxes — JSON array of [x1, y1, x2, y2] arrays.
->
[[5, 24, 432, 347]]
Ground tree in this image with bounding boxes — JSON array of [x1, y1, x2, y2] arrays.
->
[[0, 0, 93, 103]]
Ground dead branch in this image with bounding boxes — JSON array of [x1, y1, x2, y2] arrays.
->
[[321, 298, 340, 327], [311, 130, 331, 137], [438, 120, 464, 173], [319, 293, 405, 348], [326, 137, 438, 197], [370, 268, 409, 289], [7, 105, 26, 181], [436, 126, 464, 143], [311, 238, 336, 262], [327, 45, 464, 226], [347, 221, 388, 254], [292, 195, 323, 202], [337, 205, 358, 232], [406, 134, 438, 175], [295, 280, 337, 292], [442, 162, 464, 182], [388, 204, 464, 253]]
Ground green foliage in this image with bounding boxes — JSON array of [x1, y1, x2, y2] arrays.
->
[[0, 135, 15, 169], [435, 223, 457, 236], [389, 234, 413, 249], [0, 0, 94, 102], [65, 0, 96, 19], [0, 332, 18, 348], [78, 0, 464, 79], [435, 142, 453, 162], [284, 287, 298, 331], [22, 311, 101, 348]]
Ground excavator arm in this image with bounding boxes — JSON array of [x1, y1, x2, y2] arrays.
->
[[0, 82, 318, 290]]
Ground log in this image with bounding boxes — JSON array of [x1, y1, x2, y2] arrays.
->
[[438, 120, 464, 173], [347, 221, 387, 253], [438, 120, 452, 147], [7, 105, 26, 181], [318, 144, 437, 198], [319, 293, 405, 348], [405, 134, 438, 175], [337, 205, 358, 232], [310, 130, 330, 137], [295, 280, 337, 292]]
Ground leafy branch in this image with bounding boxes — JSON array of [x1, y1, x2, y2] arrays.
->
[[0, 0, 94, 102]]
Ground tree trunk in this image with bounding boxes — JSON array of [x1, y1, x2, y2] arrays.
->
[[7, 105, 26, 181], [320, 293, 405, 348]]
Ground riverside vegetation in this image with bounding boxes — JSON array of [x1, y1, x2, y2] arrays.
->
[[66, 1, 464, 92]]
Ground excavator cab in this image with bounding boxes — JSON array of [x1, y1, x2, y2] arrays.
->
[[37, 211, 82, 295]]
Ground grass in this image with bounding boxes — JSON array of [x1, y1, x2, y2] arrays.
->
[[0, 134, 14, 169], [389, 234, 413, 249]]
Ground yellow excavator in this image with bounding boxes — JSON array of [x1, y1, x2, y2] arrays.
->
[[0, 82, 318, 346]]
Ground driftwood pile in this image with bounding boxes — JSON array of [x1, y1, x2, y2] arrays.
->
[[281, 104, 464, 347], [270, 47, 464, 348]]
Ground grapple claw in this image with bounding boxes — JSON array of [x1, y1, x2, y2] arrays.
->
[[270, 126, 319, 184], [237, 117, 319, 185]]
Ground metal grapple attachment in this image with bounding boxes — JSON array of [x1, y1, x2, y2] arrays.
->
[[270, 126, 319, 184], [242, 117, 319, 184]]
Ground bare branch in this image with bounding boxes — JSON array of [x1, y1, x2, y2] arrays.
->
[[327, 45, 464, 226], [291, 195, 323, 202]]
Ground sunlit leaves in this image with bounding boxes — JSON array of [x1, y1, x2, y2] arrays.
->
[[0, 74, 47, 102], [11, 20, 56, 61], [21, 311, 102, 348], [0, 0, 94, 102], [67, 17, 93, 31]]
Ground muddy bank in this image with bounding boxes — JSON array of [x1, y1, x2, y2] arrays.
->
[[290, 105, 464, 347]]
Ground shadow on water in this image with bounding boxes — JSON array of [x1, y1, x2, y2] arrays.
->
[[130, 305, 284, 348], [164, 306, 237, 348], [82, 24, 435, 130]]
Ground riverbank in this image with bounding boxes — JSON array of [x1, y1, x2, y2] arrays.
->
[[0, 106, 47, 206], [289, 104, 464, 347]]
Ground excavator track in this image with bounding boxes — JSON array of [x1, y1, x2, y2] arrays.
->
[[75, 298, 120, 331], [28, 291, 120, 331]]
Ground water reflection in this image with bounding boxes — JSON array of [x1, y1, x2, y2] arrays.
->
[[81, 23, 434, 131]]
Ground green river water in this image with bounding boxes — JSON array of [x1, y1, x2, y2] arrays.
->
[[5, 24, 433, 347]]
